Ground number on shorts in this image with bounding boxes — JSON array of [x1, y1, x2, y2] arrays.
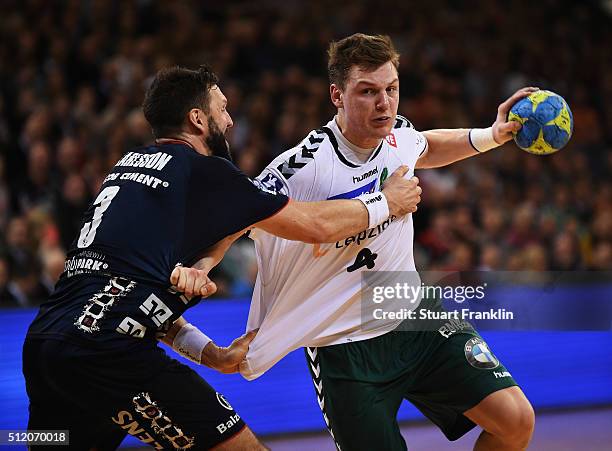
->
[[77, 186, 120, 248]]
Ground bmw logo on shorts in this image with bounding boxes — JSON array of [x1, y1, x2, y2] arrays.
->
[[464, 337, 499, 369]]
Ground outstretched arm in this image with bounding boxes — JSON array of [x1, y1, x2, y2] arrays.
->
[[255, 165, 421, 243], [416, 87, 538, 169], [161, 316, 257, 374]]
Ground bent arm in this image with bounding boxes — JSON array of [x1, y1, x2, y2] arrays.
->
[[161, 316, 256, 373], [161, 317, 217, 367], [192, 229, 246, 273], [416, 129, 478, 169], [417, 87, 540, 169]]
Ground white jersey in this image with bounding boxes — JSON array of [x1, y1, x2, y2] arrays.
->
[[241, 115, 428, 380]]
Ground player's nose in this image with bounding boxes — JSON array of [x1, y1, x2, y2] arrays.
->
[[376, 92, 391, 110]]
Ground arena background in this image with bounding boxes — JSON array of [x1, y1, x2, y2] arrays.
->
[[0, 0, 611, 449]]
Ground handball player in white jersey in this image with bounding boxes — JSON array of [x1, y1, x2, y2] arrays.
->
[[241, 34, 536, 451]]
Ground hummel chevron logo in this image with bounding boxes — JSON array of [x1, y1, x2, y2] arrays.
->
[[309, 134, 325, 145], [301, 133, 325, 158], [277, 129, 326, 179], [317, 395, 325, 410], [307, 347, 318, 361], [313, 379, 323, 394], [323, 413, 330, 426], [394, 114, 413, 129], [310, 363, 321, 378]]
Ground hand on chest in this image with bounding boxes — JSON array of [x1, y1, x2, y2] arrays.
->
[[327, 155, 415, 200]]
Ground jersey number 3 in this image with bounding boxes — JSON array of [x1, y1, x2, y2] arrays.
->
[[347, 247, 378, 272], [77, 186, 120, 248]]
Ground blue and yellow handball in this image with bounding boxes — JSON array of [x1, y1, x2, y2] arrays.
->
[[508, 90, 573, 155]]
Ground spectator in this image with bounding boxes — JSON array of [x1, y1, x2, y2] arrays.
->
[[6, 256, 50, 307], [552, 231, 583, 271], [4, 216, 34, 269], [506, 203, 540, 249], [479, 243, 503, 271], [40, 247, 66, 293], [0, 257, 19, 308], [18, 141, 55, 213], [54, 174, 91, 250]]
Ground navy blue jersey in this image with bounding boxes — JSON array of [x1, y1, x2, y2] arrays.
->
[[28, 142, 288, 348]]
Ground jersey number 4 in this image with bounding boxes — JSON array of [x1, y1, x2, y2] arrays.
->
[[77, 186, 120, 248], [347, 247, 378, 272]]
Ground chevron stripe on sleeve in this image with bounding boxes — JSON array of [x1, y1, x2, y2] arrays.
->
[[393, 114, 414, 129], [276, 128, 326, 179]]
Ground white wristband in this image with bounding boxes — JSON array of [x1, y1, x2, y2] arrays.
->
[[172, 323, 212, 364], [356, 191, 390, 229], [469, 127, 499, 153]]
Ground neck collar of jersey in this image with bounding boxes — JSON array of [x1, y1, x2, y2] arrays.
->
[[155, 138, 196, 150], [324, 117, 383, 168]]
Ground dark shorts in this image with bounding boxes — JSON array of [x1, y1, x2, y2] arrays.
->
[[23, 338, 245, 450], [305, 326, 517, 451]]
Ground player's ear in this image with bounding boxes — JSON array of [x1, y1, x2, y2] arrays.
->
[[188, 108, 207, 133], [330, 84, 343, 109]]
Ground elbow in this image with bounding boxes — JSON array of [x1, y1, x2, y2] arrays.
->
[[415, 154, 439, 169]]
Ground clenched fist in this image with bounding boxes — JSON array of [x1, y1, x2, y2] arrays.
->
[[381, 165, 422, 216], [170, 265, 217, 299]]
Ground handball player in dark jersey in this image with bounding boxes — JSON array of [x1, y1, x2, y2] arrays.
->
[[23, 66, 421, 450]]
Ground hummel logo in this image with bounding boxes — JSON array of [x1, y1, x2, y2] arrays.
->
[[493, 371, 511, 379], [352, 167, 378, 184]]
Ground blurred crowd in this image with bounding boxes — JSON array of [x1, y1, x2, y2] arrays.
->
[[0, 0, 610, 307]]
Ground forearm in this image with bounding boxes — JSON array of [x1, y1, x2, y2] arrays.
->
[[257, 198, 369, 243], [162, 317, 256, 373], [162, 317, 218, 366], [160, 316, 187, 346], [300, 199, 372, 242], [417, 129, 481, 169], [256, 166, 419, 243], [417, 87, 540, 169], [170, 230, 244, 299], [191, 229, 246, 273]]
